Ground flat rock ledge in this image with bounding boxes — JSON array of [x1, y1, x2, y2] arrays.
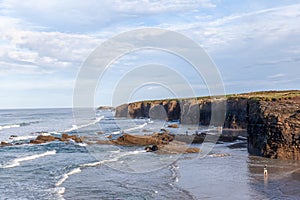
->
[[0, 133, 83, 147], [87, 131, 201, 154]]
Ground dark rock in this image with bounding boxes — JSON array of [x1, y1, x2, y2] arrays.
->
[[29, 134, 82, 144], [0, 141, 13, 147], [168, 124, 179, 128], [151, 145, 158, 151], [97, 106, 115, 110], [247, 97, 300, 160], [227, 142, 247, 149], [29, 135, 56, 144], [115, 90, 300, 160], [93, 132, 200, 154], [115, 98, 246, 128]]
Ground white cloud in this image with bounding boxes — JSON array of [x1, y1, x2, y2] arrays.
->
[[0, 0, 299, 108], [0, 79, 74, 90], [0, 0, 215, 32], [0, 19, 102, 75], [268, 73, 285, 79]]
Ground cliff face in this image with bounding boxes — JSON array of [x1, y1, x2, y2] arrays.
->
[[247, 97, 300, 160], [115, 97, 248, 129], [114, 91, 300, 160]]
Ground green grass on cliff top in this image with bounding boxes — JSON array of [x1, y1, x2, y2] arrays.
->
[[130, 90, 300, 104]]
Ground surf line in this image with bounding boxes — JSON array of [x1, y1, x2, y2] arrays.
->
[[0, 150, 57, 169], [62, 116, 104, 133], [55, 150, 146, 190]]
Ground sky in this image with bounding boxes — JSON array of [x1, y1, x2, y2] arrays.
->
[[0, 0, 300, 108]]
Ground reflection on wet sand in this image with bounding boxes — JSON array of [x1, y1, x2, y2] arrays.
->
[[247, 155, 300, 199]]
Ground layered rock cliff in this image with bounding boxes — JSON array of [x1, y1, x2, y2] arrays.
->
[[115, 97, 248, 129], [247, 96, 300, 160], [114, 90, 300, 160]]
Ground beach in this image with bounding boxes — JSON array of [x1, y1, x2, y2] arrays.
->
[[0, 108, 300, 199]]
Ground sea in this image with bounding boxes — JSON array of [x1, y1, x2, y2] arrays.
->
[[0, 108, 300, 200]]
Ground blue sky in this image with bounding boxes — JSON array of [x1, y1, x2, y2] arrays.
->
[[0, 0, 299, 108]]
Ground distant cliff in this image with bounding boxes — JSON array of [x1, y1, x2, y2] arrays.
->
[[115, 90, 300, 160], [115, 98, 248, 128]]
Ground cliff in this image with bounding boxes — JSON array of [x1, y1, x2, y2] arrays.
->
[[247, 96, 300, 160], [115, 90, 300, 160], [115, 97, 249, 129]]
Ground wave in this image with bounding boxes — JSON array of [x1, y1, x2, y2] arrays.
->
[[80, 150, 145, 168], [55, 168, 81, 187], [0, 124, 20, 131], [53, 187, 66, 199], [111, 122, 148, 135], [0, 121, 40, 131], [8, 135, 36, 142], [54, 149, 146, 195], [80, 158, 119, 168], [63, 116, 104, 133], [124, 123, 147, 132], [207, 153, 230, 158], [0, 150, 56, 168]]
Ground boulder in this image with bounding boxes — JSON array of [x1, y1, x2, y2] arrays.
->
[[0, 141, 13, 147], [168, 124, 179, 128], [157, 142, 200, 154], [29, 135, 55, 144]]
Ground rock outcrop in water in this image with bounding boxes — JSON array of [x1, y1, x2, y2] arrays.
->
[[90, 130, 201, 154], [29, 134, 83, 144], [115, 90, 300, 160], [0, 133, 83, 147]]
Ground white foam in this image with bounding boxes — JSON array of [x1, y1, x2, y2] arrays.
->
[[111, 122, 148, 135], [110, 150, 121, 154], [77, 143, 87, 147], [80, 161, 102, 167], [56, 187, 65, 195], [0, 124, 20, 131], [207, 153, 230, 158], [53, 187, 66, 200], [55, 168, 81, 187], [9, 135, 36, 141], [124, 123, 147, 132], [147, 119, 154, 123], [80, 157, 119, 168], [63, 116, 104, 133], [49, 132, 61, 135], [1, 150, 56, 168], [114, 150, 146, 159]]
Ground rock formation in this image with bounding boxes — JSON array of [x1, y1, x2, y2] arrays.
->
[[247, 96, 300, 160], [115, 90, 300, 160], [115, 97, 247, 128], [90, 130, 201, 154], [29, 134, 83, 144], [0, 133, 83, 147]]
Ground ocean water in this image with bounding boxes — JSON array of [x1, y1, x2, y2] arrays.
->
[[0, 108, 300, 200]]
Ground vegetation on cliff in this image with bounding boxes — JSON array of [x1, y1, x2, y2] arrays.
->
[[114, 90, 300, 160]]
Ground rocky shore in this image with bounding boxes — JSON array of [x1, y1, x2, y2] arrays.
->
[[115, 90, 300, 160], [88, 130, 201, 154], [0, 133, 83, 147]]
